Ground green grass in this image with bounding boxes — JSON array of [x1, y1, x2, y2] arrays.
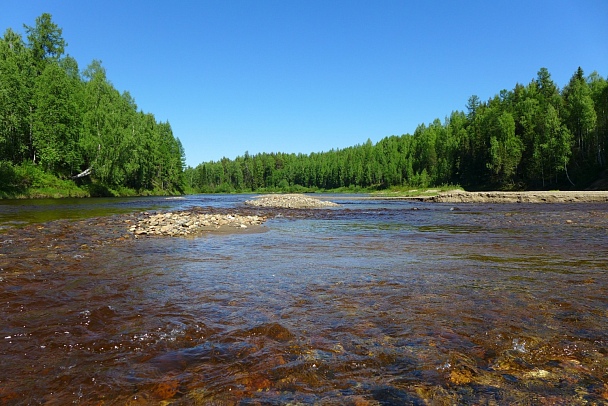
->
[[0, 162, 184, 199], [0, 161, 88, 198], [371, 184, 464, 197], [185, 183, 464, 196]]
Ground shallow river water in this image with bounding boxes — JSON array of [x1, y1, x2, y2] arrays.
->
[[1, 195, 607, 405]]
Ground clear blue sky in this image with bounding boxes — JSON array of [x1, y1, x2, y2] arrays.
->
[[3, 1, 607, 167]]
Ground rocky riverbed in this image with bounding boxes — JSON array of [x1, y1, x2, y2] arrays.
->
[[245, 193, 339, 208], [2, 196, 608, 404], [127, 194, 340, 237]]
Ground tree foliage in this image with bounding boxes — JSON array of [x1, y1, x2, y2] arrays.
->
[[0, 14, 184, 195]]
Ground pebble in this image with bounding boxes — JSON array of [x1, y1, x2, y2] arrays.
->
[[245, 194, 339, 208], [129, 211, 266, 237]]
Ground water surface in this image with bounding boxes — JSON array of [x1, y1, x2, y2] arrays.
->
[[1, 195, 607, 404]]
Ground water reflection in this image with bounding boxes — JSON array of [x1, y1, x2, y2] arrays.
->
[[0, 194, 257, 230], [0, 198, 607, 404]]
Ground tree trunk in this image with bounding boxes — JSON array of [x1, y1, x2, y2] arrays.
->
[[72, 167, 92, 179]]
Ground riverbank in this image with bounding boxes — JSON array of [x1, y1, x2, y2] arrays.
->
[[418, 190, 608, 203], [0, 162, 184, 199]]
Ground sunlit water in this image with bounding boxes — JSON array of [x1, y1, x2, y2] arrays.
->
[[1, 195, 607, 404]]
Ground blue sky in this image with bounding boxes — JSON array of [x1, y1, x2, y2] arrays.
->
[[3, 1, 607, 167]]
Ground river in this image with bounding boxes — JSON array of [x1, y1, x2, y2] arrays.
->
[[1, 195, 607, 405]]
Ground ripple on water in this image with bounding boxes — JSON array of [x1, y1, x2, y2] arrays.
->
[[1, 201, 608, 404]]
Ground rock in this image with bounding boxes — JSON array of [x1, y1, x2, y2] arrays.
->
[[128, 209, 267, 237], [449, 368, 474, 385], [153, 379, 179, 400], [524, 369, 551, 379]]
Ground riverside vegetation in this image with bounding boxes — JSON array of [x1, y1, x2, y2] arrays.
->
[[2, 14, 608, 199], [0, 14, 185, 198], [186, 69, 608, 194]]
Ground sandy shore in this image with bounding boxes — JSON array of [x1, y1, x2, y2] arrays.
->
[[415, 190, 608, 203]]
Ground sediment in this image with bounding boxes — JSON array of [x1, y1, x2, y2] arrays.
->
[[128, 210, 267, 237], [245, 194, 339, 209], [129, 194, 340, 238]]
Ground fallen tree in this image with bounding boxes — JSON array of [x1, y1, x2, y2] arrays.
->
[[71, 167, 92, 179]]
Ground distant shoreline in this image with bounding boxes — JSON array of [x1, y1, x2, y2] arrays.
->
[[373, 190, 608, 204]]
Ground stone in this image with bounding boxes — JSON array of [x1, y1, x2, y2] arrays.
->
[[128, 209, 268, 237], [153, 379, 179, 400], [449, 368, 474, 385]]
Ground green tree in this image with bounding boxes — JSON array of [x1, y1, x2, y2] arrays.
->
[[459, 95, 487, 186], [24, 13, 66, 74], [0, 28, 34, 163], [81, 60, 122, 184], [446, 111, 467, 183], [587, 71, 607, 167], [412, 123, 437, 182], [31, 61, 83, 174], [515, 87, 543, 184], [544, 104, 574, 185], [563, 67, 597, 165], [487, 111, 522, 184], [536, 67, 562, 110]]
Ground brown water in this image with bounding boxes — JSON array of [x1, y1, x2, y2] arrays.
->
[[1, 196, 607, 405]]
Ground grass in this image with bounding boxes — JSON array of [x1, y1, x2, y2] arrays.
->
[[185, 183, 464, 196], [371, 184, 464, 197], [0, 162, 184, 199], [0, 161, 88, 198]]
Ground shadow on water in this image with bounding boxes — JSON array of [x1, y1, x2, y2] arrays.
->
[[0, 194, 257, 231], [0, 196, 168, 230]]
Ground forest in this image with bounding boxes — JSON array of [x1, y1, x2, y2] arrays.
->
[[186, 67, 608, 193], [2, 15, 607, 198], [0, 14, 185, 197]]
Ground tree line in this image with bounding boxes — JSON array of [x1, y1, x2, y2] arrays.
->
[[187, 67, 607, 193], [0, 13, 185, 196]]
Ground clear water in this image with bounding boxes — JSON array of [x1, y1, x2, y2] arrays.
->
[[1, 195, 607, 404]]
